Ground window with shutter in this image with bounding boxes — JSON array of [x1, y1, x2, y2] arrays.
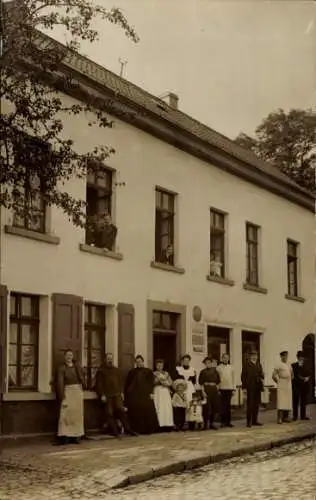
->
[[117, 303, 135, 376], [0, 285, 8, 395], [52, 294, 83, 372]]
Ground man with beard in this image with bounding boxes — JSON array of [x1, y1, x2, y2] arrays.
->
[[95, 353, 136, 437], [241, 351, 264, 427]]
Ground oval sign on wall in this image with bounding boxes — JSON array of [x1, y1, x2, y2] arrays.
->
[[192, 306, 202, 322]]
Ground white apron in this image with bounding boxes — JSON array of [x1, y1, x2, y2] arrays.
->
[[153, 371, 174, 427], [176, 366, 196, 403], [58, 384, 84, 438], [273, 362, 293, 411]]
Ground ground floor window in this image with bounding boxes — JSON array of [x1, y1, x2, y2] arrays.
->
[[9, 293, 39, 391], [84, 303, 106, 390]]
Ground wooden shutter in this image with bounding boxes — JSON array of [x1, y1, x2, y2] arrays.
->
[[0, 285, 8, 394], [117, 303, 135, 375], [52, 294, 83, 370]]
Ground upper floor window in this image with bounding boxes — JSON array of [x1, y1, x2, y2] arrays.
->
[[12, 138, 48, 233], [84, 303, 106, 390], [155, 188, 175, 265], [13, 173, 46, 233], [210, 209, 226, 277], [246, 223, 260, 286], [287, 240, 299, 297], [9, 294, 39, 391], [85, 166, 117, 250]]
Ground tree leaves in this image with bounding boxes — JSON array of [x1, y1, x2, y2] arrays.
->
[[235, 109, 316, 193], [1, 0, 138, 227]]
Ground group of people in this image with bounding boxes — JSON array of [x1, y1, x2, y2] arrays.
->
[[54, 348, 312, 444]]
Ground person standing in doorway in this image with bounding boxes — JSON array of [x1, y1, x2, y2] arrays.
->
[[272, 351, 293, 424], [199, 357, 220, 430], [95, 353, 136, 438], [292, 350, 311, 421], [241, 350, 264, 427], [125, 355, 159, 434], [217, 353, 235, 427]]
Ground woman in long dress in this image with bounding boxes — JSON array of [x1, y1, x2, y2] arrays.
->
[[272, 350, 293, 424], [56, 349, 85, 445], [153, 359, 174, 431], [173, 354, 197, 405], [125, 355, 159, 434]]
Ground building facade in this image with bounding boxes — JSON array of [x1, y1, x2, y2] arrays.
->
[[0, 38, 315, 435]]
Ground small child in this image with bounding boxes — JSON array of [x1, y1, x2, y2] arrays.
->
[[186, 391, 206, 430], [172, 379, 188, 431]]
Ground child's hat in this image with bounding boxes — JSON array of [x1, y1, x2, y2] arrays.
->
[[173, 379, 187, 390]]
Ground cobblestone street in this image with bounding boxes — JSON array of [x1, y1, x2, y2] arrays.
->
[[109, 440, 316, 500], [0, 408, 315, 499]]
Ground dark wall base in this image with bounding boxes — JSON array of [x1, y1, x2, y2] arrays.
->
[[1, 399, 101, 436], [0, 389, 278, 437]]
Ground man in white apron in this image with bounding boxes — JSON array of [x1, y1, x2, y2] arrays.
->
[[272, 351, 293, 424]]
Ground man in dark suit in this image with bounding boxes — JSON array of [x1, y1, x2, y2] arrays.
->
[[241, 351, 264, 427], [292, 350, 311, 421]]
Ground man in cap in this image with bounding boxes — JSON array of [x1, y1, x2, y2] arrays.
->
[[292, 351, 311, 421], [241, 350, 264, 427], [272, 351, 293, 424]]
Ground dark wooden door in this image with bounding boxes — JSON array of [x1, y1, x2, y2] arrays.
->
[[303, 334, 315, 403], [207, 326, 230, 361], [52, 293, 83, 371], [117, 303, 135, 378], [242, 331, 261, 367], [153, 333, 177, 373]]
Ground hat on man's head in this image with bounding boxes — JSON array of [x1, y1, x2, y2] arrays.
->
[[249, 350, 258, 355], [296, 350, 304, 358], [280, 350, 288, 356]]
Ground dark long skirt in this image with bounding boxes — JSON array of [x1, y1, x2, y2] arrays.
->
[[127, 396, 159, 434]]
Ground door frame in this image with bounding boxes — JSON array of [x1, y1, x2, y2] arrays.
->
[[147, 300, 186, 369], [207, 325, 231, 360]]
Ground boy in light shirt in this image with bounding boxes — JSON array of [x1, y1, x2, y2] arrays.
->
[[217, 353, 235, 427]]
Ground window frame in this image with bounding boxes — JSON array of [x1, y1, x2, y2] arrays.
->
[[287, 239, 299, 297], [210, 208, 226, 277], [9, 293, 40, 392], [12, 137, 48, 234], [246, 222, 260, 286], [155, 188, 175, 265], [84, 303, 106, 390], [85, 165, 114, 246]]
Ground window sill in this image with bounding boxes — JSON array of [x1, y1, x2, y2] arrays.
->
[[285, 294, 305, 303], [4, 225, 60, 245], [150, 260, 185, 274], [79, 244, 123, 261], [3, 391, 98, 401], [206, 275, 235, 286], [243, 283, 268, 294], [4, 392, 54, 401]]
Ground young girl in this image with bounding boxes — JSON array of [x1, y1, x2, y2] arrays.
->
[[186, 391, 206, 430], [153, 359, 174, 431], [172, 379, 188, 431]]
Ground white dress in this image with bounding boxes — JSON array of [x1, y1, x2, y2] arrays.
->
[[153, 371, 174, 427], [273, 361, 293, 410], [175, 366, 196, 403]]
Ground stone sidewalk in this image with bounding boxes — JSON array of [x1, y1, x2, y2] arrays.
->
[[0, 406, 315, 498]]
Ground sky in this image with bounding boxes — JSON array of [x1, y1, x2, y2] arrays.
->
[[51, 0, 315, 139]]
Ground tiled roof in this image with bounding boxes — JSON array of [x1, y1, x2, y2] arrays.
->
[[35, 32, 312, 197]]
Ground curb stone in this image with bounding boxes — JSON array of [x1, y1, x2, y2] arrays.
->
[[112, 431, 316, 490]]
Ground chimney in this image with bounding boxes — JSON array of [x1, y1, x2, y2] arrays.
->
[[160, 92, 179, 110]]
